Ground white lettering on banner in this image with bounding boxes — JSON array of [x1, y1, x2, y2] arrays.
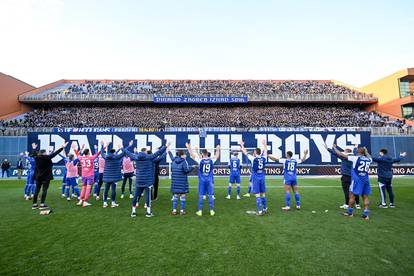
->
[[51, 135, 66, 163], [310, 134, 336, 162], [205, 135, 216, 158], [37, 134, 65, 163], [267, 134, 282, 163], [285, 134, 309, 160], [187, 135, 200, 151], [230, 134, 243, 162], [70, 135, 91, 153], [135, 135, 148, 151], [218, 134, 230, 163], [164, 134, 176, 162], [113, 135, 123, 149], [32, 132, 369, 165], [255, 134, 267, 150], [95, 135, 112, 149], [148, 135, 162, 151], [336, 134, 361, 153]]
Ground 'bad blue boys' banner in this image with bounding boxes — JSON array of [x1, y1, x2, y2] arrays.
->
[[27, 131, 370, 166], [153, 96, 248, 103]]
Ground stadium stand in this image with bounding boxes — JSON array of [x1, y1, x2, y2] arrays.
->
[[0, 104, 409, 129], [0, 79, 410, 136]]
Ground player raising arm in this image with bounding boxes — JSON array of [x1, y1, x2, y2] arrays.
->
[[239, 140, 268, 216], [226, 151, 242, 200], [186, 143, 220, 216], [334, 144, 372, 220], [73, 143, 101, 207], [268, 149, 308, 211], [372, 149, 406, 208]]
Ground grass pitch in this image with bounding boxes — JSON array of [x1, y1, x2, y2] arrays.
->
[[0, 177, 414, 275]]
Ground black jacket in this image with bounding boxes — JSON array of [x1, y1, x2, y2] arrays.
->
[[1, 161, 10, 170], [31, 148, 63, 181]]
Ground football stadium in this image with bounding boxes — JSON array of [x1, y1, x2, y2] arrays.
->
[[1, 1, 414, 275]]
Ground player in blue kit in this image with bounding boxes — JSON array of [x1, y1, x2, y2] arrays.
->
[[92, 145, 100, 197], [334, 144, 372, 220], [268, 150, 308, 211], [239, 140, 268, 216], [186, 143, 220, 216], [226, 152, 242, 200], [22, 152, 36, 200]]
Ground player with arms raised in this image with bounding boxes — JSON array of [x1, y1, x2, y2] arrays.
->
[[268, 149, 308, 211], [239, 140, 267, 216], [226, 152, 242, 200], [73, 143, 101, 207], [334, 144, 372, 220], [186, 143, 220, 217]]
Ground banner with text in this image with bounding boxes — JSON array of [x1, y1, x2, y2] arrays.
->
[[27, 131, 371, 168], [153, 96, 248, 104]]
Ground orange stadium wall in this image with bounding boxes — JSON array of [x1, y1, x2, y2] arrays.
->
[[362, 68, 414, 124], [0, 73, 35, 120]]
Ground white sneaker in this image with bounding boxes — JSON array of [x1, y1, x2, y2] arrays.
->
[[103, 202, 108, 208], [76, 200, 83, 206], [82, 201, 91, 207], [237, 195, 241, 200], [203, 195, 207, 200], [282, 206, 291, 211], [212, 195, 216, 200], [61, 194, 65, 198], [66, 197, 71, 201], [121, 194, 124, 199], [111, 202, 119, 208], [96, 196, 100, 201], [339, 204, 349, 209], [226, 195, 231, 199], [296, 205, 301, 210], [129, 194, 133, 199], [355, 204, 361, 210]]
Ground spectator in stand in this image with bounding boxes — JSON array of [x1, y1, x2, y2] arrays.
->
[[13, 104, 409, 129]]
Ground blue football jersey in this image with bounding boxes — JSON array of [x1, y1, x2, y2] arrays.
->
[[349, 155, 372, 183], [229, 158, 241, 176], [280, 158, 301, 182], [198, 158, 214, 181], [249, 155, 266, 179], [93, 158, 99, 172]]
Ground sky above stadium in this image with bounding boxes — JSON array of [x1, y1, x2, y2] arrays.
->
[[0, 0, 413, 88]]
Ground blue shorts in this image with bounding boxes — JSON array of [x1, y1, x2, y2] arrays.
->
[[27, 171, 35, 185], [199, 179, 213, 196], [350, 179, 371, 196], [66, 177, 78, 187], [284, 179, 297, 186], [229, 174, 241, 184], [252, 177, 266, 194], [94, 171, 100, 183]]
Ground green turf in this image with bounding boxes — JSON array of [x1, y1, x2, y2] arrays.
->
[[0, 177, 414, 275]]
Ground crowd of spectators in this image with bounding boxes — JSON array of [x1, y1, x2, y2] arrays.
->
[[46, 80, 372, 98], [2, 104, 408, 130]]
